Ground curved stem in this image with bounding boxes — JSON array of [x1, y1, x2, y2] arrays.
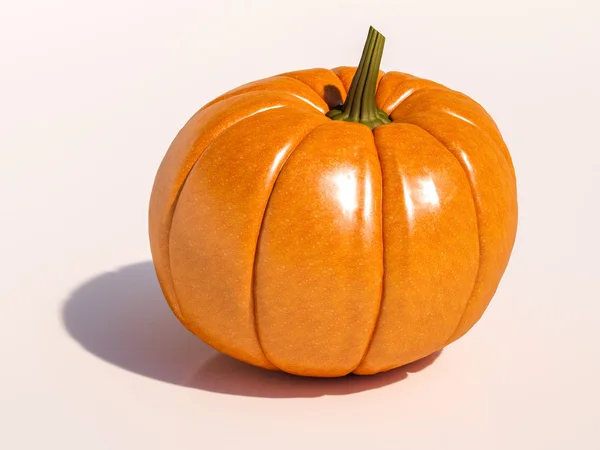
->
[[327, 26, 391, 130]]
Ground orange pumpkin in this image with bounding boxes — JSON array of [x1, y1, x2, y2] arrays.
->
[[149, 27, 517, 377]]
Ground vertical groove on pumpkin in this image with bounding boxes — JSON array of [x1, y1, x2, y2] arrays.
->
[[384, 86, 445, 116], [276, 75, 333, 112], [250, 121, 325, 374], [352, 132, 386, 373], [166, 105, 288, 363], [402, 124, 483, 345], [199, 77, 329, 114], [388, 90, 516, 345], [389, 90, 515, 187]]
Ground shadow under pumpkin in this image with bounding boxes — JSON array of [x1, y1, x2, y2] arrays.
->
[[61, 261, 441, 398]]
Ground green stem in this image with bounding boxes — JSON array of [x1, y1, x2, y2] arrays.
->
[[327, 26, 391, 129]]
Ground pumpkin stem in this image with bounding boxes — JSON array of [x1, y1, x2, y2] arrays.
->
[[327, 26, 391, 130]]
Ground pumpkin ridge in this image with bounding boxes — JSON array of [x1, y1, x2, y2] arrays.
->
[[276, 75, 336, 112], [151, 92, 320, 325], [272, 77, 329, 112], [435, 116, 514, 343], [250, 119, 327, 373], [351, 130, 386, 373], [329, 69, 349, 99], [403, 123, 483, 346], [167, 105, 288, 329], [451, 108, 515, 183], [442, 109, 515, 185], [386, 86, 450, 117], [390, 90, 515, 183], [201, 78, 328, 114], [374, 72, 419, 112]]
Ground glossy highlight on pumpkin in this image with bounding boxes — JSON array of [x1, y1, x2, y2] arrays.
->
[[149, 28, 517, 377]]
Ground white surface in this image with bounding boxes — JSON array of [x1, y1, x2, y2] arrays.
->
[[1, 1, 599, 449]]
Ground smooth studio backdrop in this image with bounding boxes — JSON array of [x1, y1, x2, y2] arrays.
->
[[1, 1, 599, 449]]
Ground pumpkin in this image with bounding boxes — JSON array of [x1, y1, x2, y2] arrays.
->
[[149, 26, 517, 377]]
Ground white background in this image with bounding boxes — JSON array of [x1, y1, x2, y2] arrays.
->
[[1, 0, 599, 448]]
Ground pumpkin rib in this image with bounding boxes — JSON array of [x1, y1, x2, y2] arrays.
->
[[401, 123, 483, 343], [385, 86, 449, 115], [351, 131, 386, 373], [438, 117, 515, 343], [329, 68, 349, 98], [404, 114, 516, 344], [375, 71, 448, 115], [249, 117, 327, 373], [283, 68, 350, 108], [253, 121, 383, 376], [200, 78, 328, 114], [353, 123, 480, 374], [167, 105, 288, 328], [151, 91, 321, 326], [375, 73, 414, 109], [390, 89, 515, 182], [331, 66, 354, 93], [378, 79, 438, 113], [378, 86, 411, 113], [275, 74, 337, 112], [276, 76, 330, 113], [169, 105, 327, 370], [446, 105, 515, 182]]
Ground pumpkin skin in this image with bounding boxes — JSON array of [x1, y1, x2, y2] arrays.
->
[[149, 66, 518, 377]]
